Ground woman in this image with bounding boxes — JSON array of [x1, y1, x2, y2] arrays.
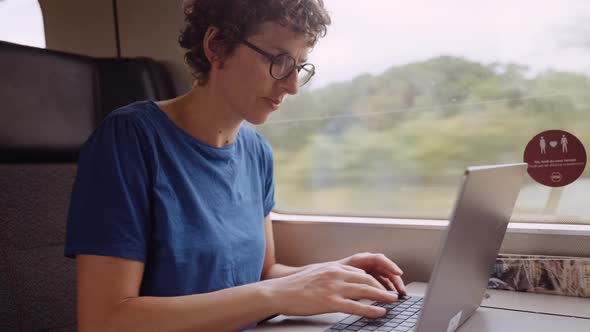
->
[[65, 0, 406, 331]]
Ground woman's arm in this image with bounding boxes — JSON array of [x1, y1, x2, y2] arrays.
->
[[77, 253, 396, 332], [76, 255, 276, 332]]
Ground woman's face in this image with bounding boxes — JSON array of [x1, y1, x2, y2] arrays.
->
[[215, 21, 311, 125]]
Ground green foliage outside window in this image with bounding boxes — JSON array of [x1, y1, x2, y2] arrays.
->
[[257, 57, 590, 222]]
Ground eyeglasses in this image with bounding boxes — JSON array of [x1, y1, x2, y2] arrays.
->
[[241, 39, 315, 87]]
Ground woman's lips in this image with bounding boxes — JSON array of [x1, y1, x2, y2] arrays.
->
[[263, 97, 281, 109]]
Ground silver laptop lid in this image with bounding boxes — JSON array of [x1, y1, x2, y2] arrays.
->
[[416, 163, 528, 332]]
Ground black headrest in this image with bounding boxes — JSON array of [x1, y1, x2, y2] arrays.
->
[[0, 41, 177, 163], [0, 41, 101, 163], [97, 57, 176, 120]]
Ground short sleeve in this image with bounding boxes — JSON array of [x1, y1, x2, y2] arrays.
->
[[260, 137, 276, 217], [65, 112, 152, 262]]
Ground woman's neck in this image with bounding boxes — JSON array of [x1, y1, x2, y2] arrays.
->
[[157, 84, 242, 148]]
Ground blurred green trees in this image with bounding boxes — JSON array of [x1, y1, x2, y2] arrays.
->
[[257, 56, 590, 218]]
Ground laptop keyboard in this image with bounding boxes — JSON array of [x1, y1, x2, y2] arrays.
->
[[324, 296, 423, 332]]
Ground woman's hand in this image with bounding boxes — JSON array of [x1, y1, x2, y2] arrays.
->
[[337, 252, 407, 296], [263, 263, 398, 318]]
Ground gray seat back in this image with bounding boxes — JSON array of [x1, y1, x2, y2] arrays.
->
[[0, 40, 177, 331]]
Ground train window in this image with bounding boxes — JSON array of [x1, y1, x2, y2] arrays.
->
[[0, 0, 45, 48], [257, 0, 590, 224]]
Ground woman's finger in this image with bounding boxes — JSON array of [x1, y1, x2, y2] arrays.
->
[[378, 270, 407, 295], [339, 282, 398, 304], [340, 269, 388, 291], [391, 274, 407, 295], [372, 269, 407, 295], [375, 255, 403, 275], [377, 275, 396, 291]]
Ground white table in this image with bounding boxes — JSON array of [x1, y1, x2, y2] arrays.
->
[[253, 282, 590, 332]]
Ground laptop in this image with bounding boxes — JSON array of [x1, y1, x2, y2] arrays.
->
[[254, 163, 528, 332]]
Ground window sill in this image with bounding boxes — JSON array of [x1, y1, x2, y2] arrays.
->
[[270, 212, 590, 236]]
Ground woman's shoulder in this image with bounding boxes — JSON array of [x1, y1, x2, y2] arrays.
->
[[103, 100, 156, 124], [81, 100, 160, 153], [93, 100, 163, 138], [77, 101, 158, 174]]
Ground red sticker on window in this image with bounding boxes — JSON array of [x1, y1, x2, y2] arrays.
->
[[523, 130, 587, 187]]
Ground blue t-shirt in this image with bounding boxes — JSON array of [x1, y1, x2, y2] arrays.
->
[[65, 101, 275, 297]]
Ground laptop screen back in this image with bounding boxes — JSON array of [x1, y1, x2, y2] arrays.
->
[[416, 163, 528, 332]]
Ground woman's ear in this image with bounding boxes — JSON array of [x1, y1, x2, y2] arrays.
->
[[203, 26, 224, 69]]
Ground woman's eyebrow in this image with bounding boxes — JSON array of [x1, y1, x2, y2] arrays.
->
[[269, 45, 308, 63]]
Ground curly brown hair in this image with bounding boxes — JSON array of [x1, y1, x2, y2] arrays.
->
[[179, 0, 331, 85]]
